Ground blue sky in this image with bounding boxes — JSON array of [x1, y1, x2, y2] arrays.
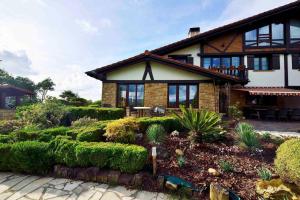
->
[[0, 0, 295, 100]]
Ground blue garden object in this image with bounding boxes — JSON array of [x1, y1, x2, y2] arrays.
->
[[163, 175, 198, 191], [229, 190, 241, 200]]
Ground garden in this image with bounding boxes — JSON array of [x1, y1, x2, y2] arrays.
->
[[0, 99, 299, 200]]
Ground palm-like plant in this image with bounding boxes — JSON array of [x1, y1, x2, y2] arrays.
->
[[235, 122, 260, 149], [173, 105, 222, 144]]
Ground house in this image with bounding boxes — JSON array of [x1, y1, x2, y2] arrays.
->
[[86, 1, 300, 118], [0, 84, 34, 120]]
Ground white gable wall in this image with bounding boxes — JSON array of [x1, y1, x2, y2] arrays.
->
[[165, 44, 201, 66], [106, 61, 211, 81]]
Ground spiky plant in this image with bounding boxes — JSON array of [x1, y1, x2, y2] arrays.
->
[[235, 123, 260, 150], [173, 105, 222, 144], [146, 124, 166, 145]]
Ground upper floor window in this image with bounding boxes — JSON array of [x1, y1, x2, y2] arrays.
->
[[203, 56, 241, 68], [290, 19, 300, 45], [168, 55, 194, 64], [245, 23, 284, 47], [168, 84, 198, 108]]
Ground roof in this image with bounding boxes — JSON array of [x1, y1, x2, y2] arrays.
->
[[233, 87, 300, 96], [151, 0, 300, 54], [86, 51, 246, 83], [0, 84, 34, 95]]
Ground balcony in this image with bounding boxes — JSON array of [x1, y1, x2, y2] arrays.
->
[[208, 65, 248, 82]]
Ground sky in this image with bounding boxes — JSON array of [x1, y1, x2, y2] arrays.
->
[[0, 0, 296, 101]]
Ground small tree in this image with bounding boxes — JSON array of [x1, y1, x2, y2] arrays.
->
[[60, 90, 78, 101], [173, 105, 222, 144], [37, 78, 55, 102]]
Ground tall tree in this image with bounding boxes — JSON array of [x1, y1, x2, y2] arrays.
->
[[37, 78, 55, 102], [59, 90, 78, 101]]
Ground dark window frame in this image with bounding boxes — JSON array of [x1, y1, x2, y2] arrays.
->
[[167, 83, 199, 108], [202, 56, 242, 68], [168, 54, 194, 64], [289, 19, 300, 47], [244, 23, 285, 48], [117, 83, 144, 107], [253, 55, 272, 71]]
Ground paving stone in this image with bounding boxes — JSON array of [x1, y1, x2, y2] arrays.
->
[[43, 188, 69, 199], [109, 186, 137, 197], [122, 197, 134, 200], [0, 191, 13, 199], [63, 181, 83, 191], [77, 190, 96, 200], [6, 177, 53, 200], [0, 173, 13, 184], [10, 176, 39, 191], [135, 191, 157, 200], [0, 175, 28, 193], [94, 184, 109, 193], [89, 191, 103, 200], [49, 178, 70, 186], [156, 193, 170, 200], [101, 191, 121, 200], [66, 193, 77, 200], [55, 184, 65, 190], [26, 187, 44, 200], [52, 194, 71, 200]]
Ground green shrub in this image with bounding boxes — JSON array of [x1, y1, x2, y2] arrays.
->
[[76, 142, 148, 173], [257, 167, 272, 181], [138, 116, 183, 133], [105, 117, 138, 144], [71, 117, 98, 128], [0, 120, 25, 134], [235, 123, 260, 150], [10, 130, 40, 142], [219, 160, 234, 172], [76, 126, 105, 142], [146, 124, 166, 145], [49, 137, 79, 167], [0, 134, 13, 143], [0, 143, 11, 171], [228, 103, 243, 121], [275, 139, 300, 186], [173, 105, 223, 143], [16, 99, 68, 128], [9, 141, 53, 174], [41, 126, 70, 137], [67, 107, 124, 121], [261, 132, 271, 141]]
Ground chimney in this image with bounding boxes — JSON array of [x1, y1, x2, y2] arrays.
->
[[188, 27, 200, 38]]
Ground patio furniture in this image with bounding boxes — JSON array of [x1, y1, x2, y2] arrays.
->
[[150, 106, 166, 117], [133, 106, 151, 117], [246, 108, 260, 119], [291, 109, 300, 121], [278, 109, 289, 121], [263, 109, 277, 120]]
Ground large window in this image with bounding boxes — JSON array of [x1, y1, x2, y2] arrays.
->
[[290, 19, 300, 45], [245, 23, 284, 47], [253, 56, 270, 71], [168, 84, 198, 108], [117, 84, 144, 107], [203, 56, 241, 68]]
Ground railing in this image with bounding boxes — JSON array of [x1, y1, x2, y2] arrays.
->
[[208, 65, 248, 81]]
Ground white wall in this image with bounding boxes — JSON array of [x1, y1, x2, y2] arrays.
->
[[150, 61, 210, 80], [245, 55, 285, 87], [287, 54, 300, 86], [165, 43, 201, 66], [106, 61, 210, 81]]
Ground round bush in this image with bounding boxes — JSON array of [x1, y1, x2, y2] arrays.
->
[[275, 138, 300, 186]]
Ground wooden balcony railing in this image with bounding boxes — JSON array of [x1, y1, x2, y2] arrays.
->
[[208, 65, 248, 81]]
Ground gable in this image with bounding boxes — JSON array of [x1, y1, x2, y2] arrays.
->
[[106, 61, 211, 81]]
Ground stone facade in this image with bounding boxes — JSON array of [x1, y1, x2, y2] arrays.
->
[[102, 83, 117, 107], [199, 83, 220, 112], [144, 83, 168, 107]]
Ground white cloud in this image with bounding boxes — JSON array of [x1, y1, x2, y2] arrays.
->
[[0, 50, 36, 76], [76, 19, 99, 34]]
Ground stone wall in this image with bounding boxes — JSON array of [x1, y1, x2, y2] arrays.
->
[[199, 83, 220, 112], [0, 109, 16, 120], [144, 83, 168, 107], [102, 83, 117, 107]]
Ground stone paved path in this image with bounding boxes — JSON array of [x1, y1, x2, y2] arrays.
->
[[0, 172, 173, 200]]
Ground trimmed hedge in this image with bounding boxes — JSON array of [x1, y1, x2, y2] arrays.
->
[[67, 107, 125, 121], [275, 139, 300, 186], [137, 116, 184, 133], [50, 138, 147, 173], [0, 141, 53, 174]]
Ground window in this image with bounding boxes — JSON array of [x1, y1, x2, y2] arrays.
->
[[168, 55, 194, 64], [244, 23, 284, 47], [253, 56, 270, 71], [290, 19, 300, 45], [202, 56, 241, 68], [117, 84, 144, 107], [168, 84, 198, 108]]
